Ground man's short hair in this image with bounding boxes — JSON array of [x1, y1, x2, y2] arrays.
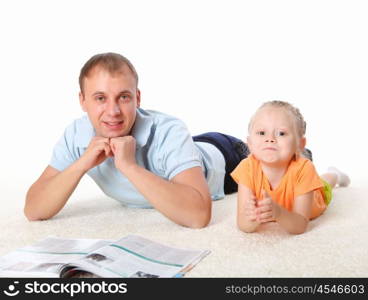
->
[[79, 52, 139, 92]]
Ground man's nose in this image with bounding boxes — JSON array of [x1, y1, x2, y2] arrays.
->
[[106, 101, 121, 116]]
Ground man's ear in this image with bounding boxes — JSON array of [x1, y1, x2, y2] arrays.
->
[[79, 92, 87, 112], [136, 89, 141, 108]]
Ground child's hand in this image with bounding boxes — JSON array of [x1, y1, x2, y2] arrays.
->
[[243, 194, 259, 223], [256, 190, 280, 223]]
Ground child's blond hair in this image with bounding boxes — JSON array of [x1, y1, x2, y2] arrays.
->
[[248, 100, 306, 138]]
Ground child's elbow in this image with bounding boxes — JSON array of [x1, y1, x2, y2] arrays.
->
[[288, 228, 307, 235], [239, 227, 257, 233], [237, 221, 258, 233], [287, 223, 308, 235]]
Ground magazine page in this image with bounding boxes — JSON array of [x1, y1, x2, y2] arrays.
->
[[0, 237, 111, 277], [61, 235, 210, 278]]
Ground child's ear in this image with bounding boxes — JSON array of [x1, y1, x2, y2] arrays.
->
[[295, 137, 306, 160], [246, 136, 252, 152], [299, 137, 306, 150]]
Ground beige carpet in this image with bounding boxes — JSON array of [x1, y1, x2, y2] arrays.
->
[[1, 184, 367, 277]]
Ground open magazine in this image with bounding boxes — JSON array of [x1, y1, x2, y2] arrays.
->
[[0, 235, 210, 278]]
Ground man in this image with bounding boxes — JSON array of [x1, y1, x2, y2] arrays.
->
[[24, 53, 248, 228]]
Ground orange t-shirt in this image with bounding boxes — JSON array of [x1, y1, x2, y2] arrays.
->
[[231, 155, 327, 219]]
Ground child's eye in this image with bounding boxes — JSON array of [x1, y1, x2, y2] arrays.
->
[[256, 131, 265, 136], [276, 131, 286, 137]]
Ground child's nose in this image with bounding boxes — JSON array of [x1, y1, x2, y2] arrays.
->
[[265, 134, 275, 143]]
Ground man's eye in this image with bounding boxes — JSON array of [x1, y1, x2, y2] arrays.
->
[[120, 95, 130, 101], [96, 96, 105, 101]]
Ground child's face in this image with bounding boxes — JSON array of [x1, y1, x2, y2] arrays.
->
[[248, 107, 304, 167]]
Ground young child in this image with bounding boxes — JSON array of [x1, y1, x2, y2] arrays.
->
[[231, 101, 350, 234]]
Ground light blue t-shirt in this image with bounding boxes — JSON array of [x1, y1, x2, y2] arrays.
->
[[50, 108, 225, 207]]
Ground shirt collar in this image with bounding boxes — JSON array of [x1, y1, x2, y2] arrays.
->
[[76, 108, 154, 148], [131, 108, 154, 148], [75, 115, 96, 148]]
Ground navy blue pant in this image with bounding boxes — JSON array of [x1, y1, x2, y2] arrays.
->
[[192, 132, 249, 194]]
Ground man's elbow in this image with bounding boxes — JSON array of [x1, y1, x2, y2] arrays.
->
[[186, 200, 211, 229], [24, 192, 41, 221], [24, 210, 40, 221], [23, 206, 50, 222], [189, 212, 211, 229], [25, 216, 43, 222]]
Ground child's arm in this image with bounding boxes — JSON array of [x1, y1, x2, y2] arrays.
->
[[237, 183, 261, 233], [257, 190, 313, 234]]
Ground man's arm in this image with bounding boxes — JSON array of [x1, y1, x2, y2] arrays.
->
[[24, 137, 112, 221], [110, 136, 211, 228], [123, 164, 212, 228], [24, 164, 85, 221]]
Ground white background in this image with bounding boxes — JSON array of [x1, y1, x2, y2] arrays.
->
[[0, 0, 367, 206]]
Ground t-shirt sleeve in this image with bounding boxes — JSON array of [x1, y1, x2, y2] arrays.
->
[[49, 123, 79, 171], [155, 120, 202, 180], [294, 160, 324, 197], [230, 158, 253, 189]]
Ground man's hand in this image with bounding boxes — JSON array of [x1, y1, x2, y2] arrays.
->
[[256, 190, 280, 223], [110, 136, 137, 174], [78, 137, 112, 172]]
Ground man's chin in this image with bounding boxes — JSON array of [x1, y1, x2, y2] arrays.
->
[[99, 131, 127, 138]]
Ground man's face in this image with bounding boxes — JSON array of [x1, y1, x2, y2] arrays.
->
[[79, 66, 140, 138]]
